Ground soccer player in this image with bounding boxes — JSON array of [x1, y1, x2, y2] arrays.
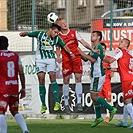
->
[[98, 42, 117, 123], [79, 31, 117, 127], [56, 17, 98, 114], [104, 38, 133, 128], [19, 24, 75, 114], [0, 36, 29, 133]]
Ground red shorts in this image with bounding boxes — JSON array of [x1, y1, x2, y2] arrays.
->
[[98, 81, 112, 99], [122, 80, 133, 99], [0, 93, 19, 112], [62, 55, 82, 77]]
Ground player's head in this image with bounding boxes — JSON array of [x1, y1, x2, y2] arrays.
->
[[101, 42, 106, 53], [0, 36, 9, 50], [91, 31, 102, 43], [118, 38, 130, 49], [57, 17, 68, 30], [49, 23, 61, 38]]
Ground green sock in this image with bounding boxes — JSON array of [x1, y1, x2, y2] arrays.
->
[[94, 104, 101, 119], [51, 81, 59, 103], [96, 96, 113, 111], [39, 84, 46, 106]]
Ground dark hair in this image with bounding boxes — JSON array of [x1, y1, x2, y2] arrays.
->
[[92, 31, 102, 41], [0, 36, 9, 50], [101, 42, 106, 50], [50, 23, 61, 31]]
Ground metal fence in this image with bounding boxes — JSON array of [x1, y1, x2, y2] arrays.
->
[[0, 0, 133, 53]]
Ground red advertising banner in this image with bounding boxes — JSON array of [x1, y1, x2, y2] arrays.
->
[[91, 18, 133, 50]]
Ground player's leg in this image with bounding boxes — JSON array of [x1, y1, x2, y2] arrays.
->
[[63, 76, 71, 114], [10, 95, 29, 133], [36, 59, 47, 114], [75, 73, 83, 111], [115, 104, 128, 127], [125, 99, 133, 128], [120, 81, 133, 128], [90, 76, 117, 126], [103, 84, 112, 123], [62, 58, 72, 114], [90, 92, 103, 127], [0, 94, 8, 133], [73, 56, 83, 111], [90, 77, 104, 127], [48, 59, 60, 111]]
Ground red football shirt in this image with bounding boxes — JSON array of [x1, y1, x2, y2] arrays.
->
[[0, 50, 21, 94], [114, 48, 133, 82], [59, 29, 81, 60]]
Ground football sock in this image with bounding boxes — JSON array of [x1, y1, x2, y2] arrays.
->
[[75, 82, 82, 104], [39, 84, 46, 106], [51, 81, 59, 103], [122, 104, 128, 123], [63, 84, 69, 106], [0, 114, 7, 133], [127, 103, 133, 124], [14, 113, 28, 132], [96, 96, 113, 111], [106, 102, 112, 117], [94, 104, 101, 119]]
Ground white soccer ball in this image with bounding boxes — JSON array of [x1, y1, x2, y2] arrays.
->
[[47, 12, 59, 23]]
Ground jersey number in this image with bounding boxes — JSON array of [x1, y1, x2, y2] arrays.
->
[[7, 61, 15, 77]]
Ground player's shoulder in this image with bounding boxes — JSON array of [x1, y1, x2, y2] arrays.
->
[[95, 43, 102, 50]]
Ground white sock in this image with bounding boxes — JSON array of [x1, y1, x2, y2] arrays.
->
[[75, 82, 82, 104], [127, 103, 133, 125], [106, 102, 111, 117], [0, 114, 7, 133], [63, 84, 69, 106], [122, 104, 128, 123], [14, 113, 28, 133]]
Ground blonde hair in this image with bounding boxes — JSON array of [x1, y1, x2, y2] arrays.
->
[[56, 17, 65, 24]]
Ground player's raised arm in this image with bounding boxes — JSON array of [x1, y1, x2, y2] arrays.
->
[[78, 48, 96, 63]]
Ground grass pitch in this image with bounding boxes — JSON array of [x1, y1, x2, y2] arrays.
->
[[7, 119, 133, 133]]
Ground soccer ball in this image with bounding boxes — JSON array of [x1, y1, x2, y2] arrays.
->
[[47, 12, 59, 23]]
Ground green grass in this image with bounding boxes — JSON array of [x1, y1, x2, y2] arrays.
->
[[7, 119, 133, 133]]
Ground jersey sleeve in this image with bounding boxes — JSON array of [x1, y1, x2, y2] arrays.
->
[[113, 49, 123, 60], [57, 36, 66, 47], [28, 31, 40, 37], [110, 61, 118, 68], [76, 31, 83, 40]]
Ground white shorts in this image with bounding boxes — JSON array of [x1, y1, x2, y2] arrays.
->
[[35, 58, 56, 73], [90, 75, 106, 92]]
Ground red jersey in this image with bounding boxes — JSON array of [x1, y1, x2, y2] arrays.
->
[[114, 48, 133, 82], [59, 29, 80, 59], [0, 50, 21, 94]]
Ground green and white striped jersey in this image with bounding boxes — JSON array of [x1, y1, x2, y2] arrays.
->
[[88, 43, 105, 78], [28, 31, 65, 59]]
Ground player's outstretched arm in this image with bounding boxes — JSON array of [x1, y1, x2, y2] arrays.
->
[[79, 39, 100, 54], [78, 48, 95, 63]]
